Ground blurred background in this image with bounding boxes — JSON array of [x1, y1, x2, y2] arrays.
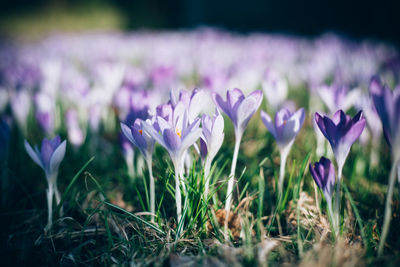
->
[[1, 0, 399, 45]]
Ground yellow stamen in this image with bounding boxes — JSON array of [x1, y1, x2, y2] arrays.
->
[[176, 129, 182, 138]]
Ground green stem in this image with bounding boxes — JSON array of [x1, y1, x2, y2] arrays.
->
[[225, 135, 241, 212], [336, 164, 343, 236], [146, 156, 155, 223], [378, 160, 398, 256]]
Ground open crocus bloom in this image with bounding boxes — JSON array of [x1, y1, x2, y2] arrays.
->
[[370, 77, 400, 162], [212, 88, 262, 138], [24, 136, 67, 179], [143, 103, 202, 169], [261, 108, 305, 152], [315, 110, 366, 174]]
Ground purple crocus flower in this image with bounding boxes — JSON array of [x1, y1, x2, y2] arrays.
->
[[121, 118, 156, 222], [144, 109, 202, 169], [315, 109, 365, 237], [261, 107, 305, 196], [200, 109, 224, 199], [309, 157, 337, 234], [143, 103, 202, 223], [369, 77, 400, 255], [315, 110, 366, 177], [261, 108, 305, 152], [121, 118, 155, 160], [309, 157, 335, 201], [200, 109, 224, 162], [212, 88, 262, 213], [24, 136, 66, 178], [213, 88, 262, 138], [24, 136, 67, 229], [370, 77, 400, 161]]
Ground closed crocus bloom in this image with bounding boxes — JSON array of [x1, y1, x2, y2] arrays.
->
[[200, 109, 224, 162], [200, 109, 224, 200], [309, 157, 335, 202], [370, 77, 400, 161], [212, 88, 262, 214], [261, 108, 305, 196], [315, 110, 366, 177], [34, 92, 55, 135], [121, 118, 155, 160], [369, 77, 400, 255], [24, 136, 66, 179], [309, 157, 337, 234], [24, 136, 67, 229], [261, 108, 305, 152], [213, 88, 263, 138]]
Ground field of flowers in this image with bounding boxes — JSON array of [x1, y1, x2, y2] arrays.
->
[[0, 29, 399, 266]]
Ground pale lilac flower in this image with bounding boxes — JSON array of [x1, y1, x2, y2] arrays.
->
[[121, 118, 156, 222], [24, 136, 66, 229], [200, 109, 224, 199], [213, 88, 263, 138], [261, 108, 305, 195], [212, 88, 262, 213]]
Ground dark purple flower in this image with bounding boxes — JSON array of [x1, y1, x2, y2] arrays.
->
[[315, 110, 366, 173], [370, 77, 400, 161], [309, 157, 336, 201], [212, 88, 262, 138], [24, 136, 67, 178]]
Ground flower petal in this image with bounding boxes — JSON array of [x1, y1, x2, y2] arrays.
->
[[24, 140, 44, 169], [120, 123, 135, 145], [163, 128, 181, 152], [261, 110, 277, 139], [49, 140, 66, 175]]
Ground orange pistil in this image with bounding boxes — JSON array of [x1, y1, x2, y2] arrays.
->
[[139, 129, 143, 135]]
